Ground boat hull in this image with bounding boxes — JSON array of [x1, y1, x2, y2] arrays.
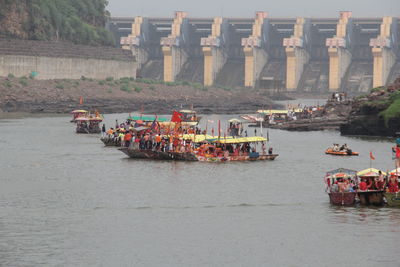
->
[[119, 148, 199, 161], [325, 149, 359, 156], [100, 137, 120, 146], [384, 192, 400, 207], [328, 192, 357, 206], [119, 148, 278, 162], [358, 191, 385, 205]]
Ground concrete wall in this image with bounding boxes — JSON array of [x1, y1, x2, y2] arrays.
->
[[0, 55, 137, 79]]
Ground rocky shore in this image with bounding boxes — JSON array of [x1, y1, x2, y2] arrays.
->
[[0, 76, 280, 114], [340, 79, 400, 137]]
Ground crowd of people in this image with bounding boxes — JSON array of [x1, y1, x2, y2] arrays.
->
[[330, 143, 352, 153]]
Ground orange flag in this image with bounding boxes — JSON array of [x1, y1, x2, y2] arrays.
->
[[370, 151, 375, 160], [79, 96, 83, 105]]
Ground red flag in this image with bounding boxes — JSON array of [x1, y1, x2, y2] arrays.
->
[[171, 111, 183, 123], [218, 120, 221, 139], [370, 151, 375, 160], [79, 96, 83, 105]]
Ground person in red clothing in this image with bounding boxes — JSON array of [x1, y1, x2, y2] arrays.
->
[[359, 179, 367, 191], [393, 145, 400, 168], [388, 175, 399, 193]]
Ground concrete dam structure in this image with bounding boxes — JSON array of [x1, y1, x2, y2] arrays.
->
[[110, 12, 400, 92]]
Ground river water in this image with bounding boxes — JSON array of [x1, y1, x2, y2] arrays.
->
[[1, 112, 399, 266]]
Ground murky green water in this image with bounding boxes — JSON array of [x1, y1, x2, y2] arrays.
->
[[0, 111, 399, 266]]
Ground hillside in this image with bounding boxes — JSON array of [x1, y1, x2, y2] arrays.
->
[[0, 0, 113, 46], [340, 77, 400, 137]]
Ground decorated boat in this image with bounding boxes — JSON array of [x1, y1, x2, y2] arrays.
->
[[325, 148, 359, 156], [119, 135, 278, 162], [179, 109, 201, 124], [70, 109, 88, 122], [76, 117, 102, 134], [356, 168, 385, 205], [324, 168, 357, 206]]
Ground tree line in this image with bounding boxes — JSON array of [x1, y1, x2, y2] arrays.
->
[[0, 0, 114, 46]]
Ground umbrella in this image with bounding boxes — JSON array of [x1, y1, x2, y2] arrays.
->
[[228, 118, 241, 123], [71, 109, 88, 113], [390, 168, 400, 176]]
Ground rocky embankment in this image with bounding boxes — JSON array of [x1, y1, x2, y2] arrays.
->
[[0, 77, 279, 114], [260, 100, 353, 131], [340, 78, 400, 137]]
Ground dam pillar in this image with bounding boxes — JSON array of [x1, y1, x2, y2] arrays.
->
[[161, 11, 189, 82], [326, 11, 354, 91], [370, 17, 398, 88], [120, 16, 149, 69], [242, 12, 269, 88], [284, 18, 311, 91], [201, 18, 228, 86]]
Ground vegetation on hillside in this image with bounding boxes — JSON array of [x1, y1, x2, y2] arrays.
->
[[0, 0, 114, 46]]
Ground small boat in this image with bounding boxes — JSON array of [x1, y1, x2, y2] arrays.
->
[[100, 136, 121, 147], [179, 109, 201, 124], [324, 168, 358, 206], [76, 117, 102, 134], [384, 192, 400, 207], [356, 168, 386, 206], [70, 109, 88, 122], [325, 148, 359, 156]]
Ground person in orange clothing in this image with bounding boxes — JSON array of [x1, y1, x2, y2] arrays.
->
[[124, 131, 133, 147]]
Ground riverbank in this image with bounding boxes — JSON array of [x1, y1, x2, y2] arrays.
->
[[0, 76, 281, 114]]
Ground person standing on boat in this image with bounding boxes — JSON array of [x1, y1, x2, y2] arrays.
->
[[388, 175, 399, 193], [393, 144, 400, 168], [101, 124, 106, 137]]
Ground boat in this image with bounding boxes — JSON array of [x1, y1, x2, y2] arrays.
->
[[70, 109, 88, 122], [325, 148, 359, 156], [119, 135, 278, 162], [356, 168, 386, 206], [179, 109, 201, 124], [324, 168, 357, 206], [384, 192, 400, 207], [76, 117, 102, 134]]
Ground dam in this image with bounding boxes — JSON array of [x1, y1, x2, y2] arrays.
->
[[109, 11, 400, 92]]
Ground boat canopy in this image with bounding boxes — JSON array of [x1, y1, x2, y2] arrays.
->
[[357, 168, 386, 177], [179, 109, 196, 113], [257, 109, 302, 115], [71, 109, 88, 113], [389, 168, 400, 176], [159, 121, 198, 127], [326, 168, 357, 176], [75, 117, 89, 121], [228, 118, 241, 123], [127, 115, 168, 122], [208, 136, 267, 144]]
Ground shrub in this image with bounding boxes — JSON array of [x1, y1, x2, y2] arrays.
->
[[120, 84, 131, 92], [107, 88, 113, 93], [19, 77, 28, 86], [80, 76, 86, 80], [106, 77, 114, 81], [4, 81, 12, 88], [134, 85, 142, 93], [56, 84, 64, 89], [149, 85, 156, 90], [379, 99, 400, 127], [7, 73, 14, 79], [88, 78, 93, 82], [119, 77, 130, 83], [98, 80, 105, 85]]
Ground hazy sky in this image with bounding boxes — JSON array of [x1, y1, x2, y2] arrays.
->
[[107, 0, 399, 18]]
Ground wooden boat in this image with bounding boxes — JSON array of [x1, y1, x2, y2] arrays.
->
[[119, 136, 278, 162], [179, 109, 201, 124], [76, 117, 102, 134], [325, 168, 358, 206], [70, 109, 88, 122], [356, 168, 386, 205], [325, 148, 359, 156], [358, 190, 385, 205], [328, 192, 357, 206], [384, 192, 400, 207], [100, 137, 120, 147]]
